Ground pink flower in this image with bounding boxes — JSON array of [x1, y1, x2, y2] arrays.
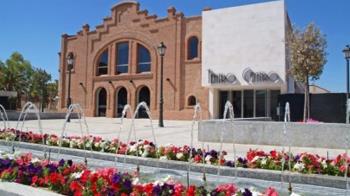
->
[[264, 187, 279, 196]]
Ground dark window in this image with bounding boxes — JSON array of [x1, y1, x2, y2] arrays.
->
[[137, 44, 151, 73], [97, 49, 108, 76], [188, 96, 197, 106], [97, 88, 107, 117], [219, 91, 228, 118], [232, 91, 242, 118], [256, 90, 267, 117], [116, 42, 129, 74], [137, 86, 150, 118], [116, 87, 128, 117], [270, 90, 281, 120], [188, 36, 199, 60], [243, 90, 254, 118]]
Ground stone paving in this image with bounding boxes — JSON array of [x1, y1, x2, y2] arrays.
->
[[6, 117, 346, 158]]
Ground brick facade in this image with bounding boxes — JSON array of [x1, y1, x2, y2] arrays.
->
[[58, 1, 209, 120]]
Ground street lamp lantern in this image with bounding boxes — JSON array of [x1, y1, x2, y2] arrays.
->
[[157, 42, 166, 127], [67, 52, 75, 70], [66, 52, 75, 122], [343, 45, 350, 59], [343, 45, 350, 124], [157, 42, 166, 57]]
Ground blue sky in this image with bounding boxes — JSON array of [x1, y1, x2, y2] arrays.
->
[[0, 0, 349, 92]]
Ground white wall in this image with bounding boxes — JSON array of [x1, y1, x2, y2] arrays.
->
[[202, 0, 287, 89]]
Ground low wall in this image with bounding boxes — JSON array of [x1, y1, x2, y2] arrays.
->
[[5, 111, 78, 120], [198, 120, 350, 149]]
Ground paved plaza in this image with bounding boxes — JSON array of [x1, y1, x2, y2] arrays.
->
[[6, 117, 345, 159]]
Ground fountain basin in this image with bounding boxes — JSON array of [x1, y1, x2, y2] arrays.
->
[[0, 182, 62, 196], [2, 140, 348, 190], [199, 120, 350, 149]]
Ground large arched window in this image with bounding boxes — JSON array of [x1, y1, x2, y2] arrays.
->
[[96, 49, 108, 76], [187, 36, 199, 60], [116, 42, 129, 74], [137, 44, 151, 73]]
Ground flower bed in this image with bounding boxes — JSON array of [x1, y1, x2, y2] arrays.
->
[[1, 129, 349, 177], [0, 152, 280, 196]]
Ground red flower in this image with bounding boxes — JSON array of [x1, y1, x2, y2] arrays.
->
[[264, 187, 279, 196], [70, 181, 82, 192], [194, 155, 202, 163], [174, 184, 184, 196], [31, 176, 38, 186], [143, 183, 153, 194], [187, 185, 196, 196]]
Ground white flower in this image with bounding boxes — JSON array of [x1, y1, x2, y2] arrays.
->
[[31, 157, 40, 163], [293, 162, 305, 172], [132, 177, 139, 185], [129, 145, 137, 152], [205, 155, 212, 164], [71, 171, 83, 179], [160, 156, 168, 160], [261, 158, 267, 165], [141, 151, 149, 157], [251, 156, 260, 163], [94, 142, 100, 148], [321, 160, 327, 169], [176, 153, 184, 160]]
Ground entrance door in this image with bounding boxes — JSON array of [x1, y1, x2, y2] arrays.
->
[[137, 86, 150, 118], [116, 87, 127, 117], [96, 88, 107, 117]]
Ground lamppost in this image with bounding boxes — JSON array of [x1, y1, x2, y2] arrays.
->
[[343, 45, 350, 124], [66, 52, 74, 122], [157, 42, 166, 127]]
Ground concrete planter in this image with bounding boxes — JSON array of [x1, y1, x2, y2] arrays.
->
[[1, 140, 349, 189], [0, 182, 62, 196]]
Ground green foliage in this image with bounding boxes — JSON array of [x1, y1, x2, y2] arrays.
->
[[288, 23, 327, 121], [0, 52, 55, 110], [288, 23, 327, 83]]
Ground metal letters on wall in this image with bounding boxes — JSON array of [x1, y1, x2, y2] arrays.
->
[[208, 69, 238, 84], [242, 68, 282, 84]]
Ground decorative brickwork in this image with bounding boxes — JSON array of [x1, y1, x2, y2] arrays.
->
[[58, 1, 209, 119]]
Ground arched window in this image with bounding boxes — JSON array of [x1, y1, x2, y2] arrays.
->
[[96, 49, 108, 76], [116, 42, 129, 74], [187, 36, 199, 60], [137, 44, 151, 73], [188, 95, 197, 106]]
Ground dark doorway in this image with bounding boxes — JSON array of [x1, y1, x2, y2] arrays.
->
[[116, 87, 127, 117], [96, 88, 107, 117], [137, 86, 150, 118]]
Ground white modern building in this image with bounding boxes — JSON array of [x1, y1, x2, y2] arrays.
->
[[202, 0, 299, 119]]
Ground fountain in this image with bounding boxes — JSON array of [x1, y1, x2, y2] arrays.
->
[[0, 104, 9, 130], [187, 103, 205, 187], [58, 104, 91, 165], [280, 102, 292, 193], [115, 104, 133, 167], [124, 101, 157, 175], [218, 101, 236, 179], [11, 102, 46, 158]]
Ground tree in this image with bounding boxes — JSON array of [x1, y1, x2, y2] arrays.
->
[[31, 68, 52, 112], [1, 52, 33, 108], [46, 80, 58, 111], [288, 23, 327, 122], [0, 60, 4, 89]]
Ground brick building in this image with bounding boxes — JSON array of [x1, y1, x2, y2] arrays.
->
[[58, 0, 298, 120], [58, 0, 209, 119]]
